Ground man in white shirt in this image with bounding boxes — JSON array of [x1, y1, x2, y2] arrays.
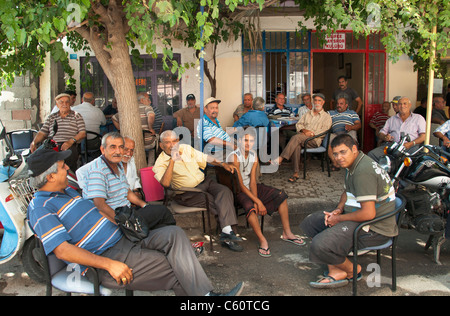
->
[[122, 136, 142, 196], [72, 92, 107, 149]]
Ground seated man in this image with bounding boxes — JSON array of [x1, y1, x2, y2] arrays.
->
[[197, 97, 236, 157], [272, 93, 332, 182], [368, 97, 425, 163], [78, 132, 175, 230], [173, 94, 201, 138], [233, 93, 254, 122], [327, 95, 361, 170], [300, 134, 397, 289], [433, 118, 450, 154], [233, 97, 269, 128], [72, 91, 106, 151], [153, 130, 243, 252], [268, 93, 293, 117], [26, 147, 244, 296], [227, 130, 304, 257], [30, 93, 86, 172], [122, 136, 142, 198]]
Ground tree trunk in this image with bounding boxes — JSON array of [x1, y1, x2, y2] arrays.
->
[[75, 0, 147, 170]]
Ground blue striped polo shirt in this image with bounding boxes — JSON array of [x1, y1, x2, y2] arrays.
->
[[83, 156, 130, 209], [197, 115, 231, 143], [328, 109, 360, 133], [27, 187, 122, 257]]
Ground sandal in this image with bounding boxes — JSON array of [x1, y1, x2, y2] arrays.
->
[[258, 246, 271, 258], [288, 175, 300, 183], [309, 276, 349, 289], [280, 235, 306, 246]]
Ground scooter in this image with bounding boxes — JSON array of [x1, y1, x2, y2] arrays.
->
[[379, 135, 449, 264], [0, 120, 79, 282]]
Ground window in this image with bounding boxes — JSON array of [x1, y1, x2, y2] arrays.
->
[[80, 54, 181, 116], [242, 31, 310, 105]]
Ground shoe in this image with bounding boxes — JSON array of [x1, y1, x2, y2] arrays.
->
[[209, 282, 245, 296], [221, 240, 243, 252], [220, 231, 243, 242]]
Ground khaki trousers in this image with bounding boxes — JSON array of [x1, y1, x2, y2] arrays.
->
[[280, 133, 319, 173]]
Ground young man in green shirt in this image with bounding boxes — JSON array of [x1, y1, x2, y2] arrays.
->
[[300, 134, 397, 288]]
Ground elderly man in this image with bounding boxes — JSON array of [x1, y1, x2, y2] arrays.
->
[[368, 97, 426, 163], [112, 92, 160, 150], [72, 92, 106, 150], [26, 147, 244, 296], [273, 93, 332, 182], [173, 94, 201, 137], [327, 96, 361, 170], [233, 97, 269, 128], [301, 134, 396, 289], [78, 132, 175, 229], [431, 95, 448, 125], [297, 93, 313, 119], [30, 93, 86, 172], [154, 130, 243, 252], [268, 93, 293, 117], [122, 136, 142, 194], [233, 93, 254, 121], [197, 97, 236, 156]]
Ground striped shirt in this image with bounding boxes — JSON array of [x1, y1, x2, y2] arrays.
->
[[27, 187, 122, 258], [197, 115, 231, 143], [328, 109, 361, 133], [83, 156, 131, 209], [40, 110, 86, 143]]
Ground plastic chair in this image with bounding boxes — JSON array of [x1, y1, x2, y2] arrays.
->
[[163, 186, 214, 251], [6, 129, 38, 156], [301, 129, 331, 179], [32, 237, 133, 296], [351, 194, 406, 296]]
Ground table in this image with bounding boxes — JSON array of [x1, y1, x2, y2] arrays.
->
[[269, 117, 299, 129]]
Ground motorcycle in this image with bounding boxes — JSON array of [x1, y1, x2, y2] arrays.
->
[[0, 120, 78, 282], [379, 135, 449, 264]]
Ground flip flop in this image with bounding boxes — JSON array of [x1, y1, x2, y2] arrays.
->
[[288, 176, 300, 183], [280, 235, 306, 246], [258, 246, 271, 257], [309, 276, 349, 289]]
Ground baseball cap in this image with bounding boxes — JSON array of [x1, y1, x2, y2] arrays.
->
[[391, 96, 402, 104], [313, 93, 326, 101], [27, 148, 71, 177], [204, 97, 221, 107], [186, 94, 196, 101]]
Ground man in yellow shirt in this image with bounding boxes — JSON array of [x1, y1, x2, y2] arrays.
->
[[153, 130, 243, 252]]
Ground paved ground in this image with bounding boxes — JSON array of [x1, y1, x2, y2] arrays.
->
[[0, 159, 448, 296]]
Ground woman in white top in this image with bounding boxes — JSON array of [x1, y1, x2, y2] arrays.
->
[[227, 130, 305, 257]]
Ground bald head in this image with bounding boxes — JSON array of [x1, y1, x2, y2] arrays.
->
[[83, 92, 95, 105]]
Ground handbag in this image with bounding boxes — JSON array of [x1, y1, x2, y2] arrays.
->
[[114, 205, 149, 243]]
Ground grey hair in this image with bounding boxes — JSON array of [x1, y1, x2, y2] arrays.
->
[[29, 162, 59, 190], [253, 97, 265, 110], [160, 130, 178, 142], [101, 131, 123, 148]]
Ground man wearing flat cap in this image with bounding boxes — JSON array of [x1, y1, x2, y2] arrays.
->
[[273, 93, 332, 182], [30, 93, 86, 172], [197, 97, 236, 156], [26, 147, 245, 296]]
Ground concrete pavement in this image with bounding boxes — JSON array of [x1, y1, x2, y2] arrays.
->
[[0, 159, 448, 296]]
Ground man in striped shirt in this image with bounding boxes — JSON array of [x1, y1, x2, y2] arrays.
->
[[79, 132, 175, 228], [197, 97, 236, 159], [27, 147, 244, 295], [30, 93, 86, 172], [327, 96, 361, 170]]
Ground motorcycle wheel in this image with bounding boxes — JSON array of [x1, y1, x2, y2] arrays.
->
[[21, 237, 46, 284]]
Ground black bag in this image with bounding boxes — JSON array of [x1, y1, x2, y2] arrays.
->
[[114, 206, 149, 243]]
